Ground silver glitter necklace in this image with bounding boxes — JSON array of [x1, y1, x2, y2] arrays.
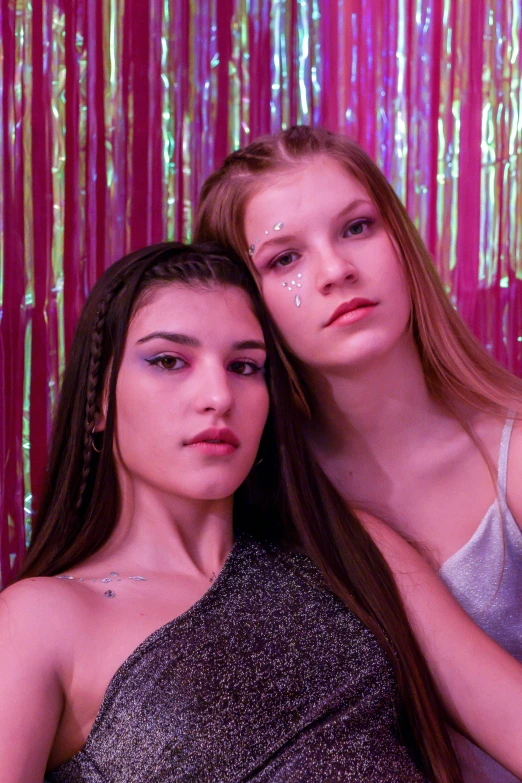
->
[[55, 571, 147, 598]]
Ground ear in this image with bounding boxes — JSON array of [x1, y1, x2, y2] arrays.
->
[[92, 410, 106, 434], [93, 382, 110, 433]]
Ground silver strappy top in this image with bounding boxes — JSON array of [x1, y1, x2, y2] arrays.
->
[[439, 416, 522, 782]]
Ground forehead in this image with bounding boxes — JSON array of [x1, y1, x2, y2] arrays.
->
[[128, 283, 262, 339], [245, 156, 370, 229]]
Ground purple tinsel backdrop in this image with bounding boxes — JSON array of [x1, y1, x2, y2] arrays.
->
[[1, 0, 521, 586]]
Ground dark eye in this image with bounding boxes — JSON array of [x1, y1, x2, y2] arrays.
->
[[229, 360, 264, 376], [147, 355, 186, 371]]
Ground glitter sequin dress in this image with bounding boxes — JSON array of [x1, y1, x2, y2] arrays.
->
[[439, 416, 522, 782], [47, 538, 427, 783]]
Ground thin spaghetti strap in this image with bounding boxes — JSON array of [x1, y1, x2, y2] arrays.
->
[[498, 413, 516, 498]]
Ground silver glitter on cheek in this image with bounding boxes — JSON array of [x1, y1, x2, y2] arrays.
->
[[273, 222, 284, 231]]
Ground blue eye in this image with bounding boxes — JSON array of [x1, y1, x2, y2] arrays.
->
[[269, 251, 299, 269], [146, 355, 187, 371], [229, 360, 265, 376], [344, 219, 373, 237]]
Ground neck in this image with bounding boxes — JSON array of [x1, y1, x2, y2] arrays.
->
[[91, 482, 234, 579], [306, 334, 451, 459]]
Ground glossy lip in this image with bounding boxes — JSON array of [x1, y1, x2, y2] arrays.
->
[[184, 427, 240, 448], [324, 298, 378, 327]]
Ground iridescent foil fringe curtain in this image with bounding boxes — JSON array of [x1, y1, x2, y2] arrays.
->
[[1, 0, 521, 586]]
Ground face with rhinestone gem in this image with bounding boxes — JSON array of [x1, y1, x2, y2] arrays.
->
[[96, 283, 269, 505], [245, 156, 412, 373]]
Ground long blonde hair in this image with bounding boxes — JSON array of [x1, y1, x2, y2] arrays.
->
[[195, 125, 522, 416]]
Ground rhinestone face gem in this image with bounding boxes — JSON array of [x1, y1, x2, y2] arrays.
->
[[104, 590, 116, 599], [128, 576, 147, 581], [282, 281, 287, 287], [273, 222, 284, 230], [297, 273, 302, 278], [248, 244, 255, 256], [110, 572, 119, 577], [294, 294, 301, 307], [56, 575, 74, 580], [100, 577, 112, 583]]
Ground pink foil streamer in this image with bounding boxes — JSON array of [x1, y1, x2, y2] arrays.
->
[[1, 0, 521, 585]]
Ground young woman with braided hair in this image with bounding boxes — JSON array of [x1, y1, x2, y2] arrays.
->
[[1, 241, 521, 783], [194, 125, 522, 781]]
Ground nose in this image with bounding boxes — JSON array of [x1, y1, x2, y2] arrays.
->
[[193, 364, 233, 417], [314, 242, 359, 293]]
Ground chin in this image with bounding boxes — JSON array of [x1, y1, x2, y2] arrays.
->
[[326, 335, 406, 371], [179, 476, 248, 502]]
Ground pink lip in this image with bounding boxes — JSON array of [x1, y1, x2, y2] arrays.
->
[[324, 298, 377, 327], [184, 428, 240, 453]]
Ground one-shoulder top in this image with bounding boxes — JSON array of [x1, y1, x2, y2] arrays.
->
[[439, 416, 522, 782], [47, 538, 427, 783]]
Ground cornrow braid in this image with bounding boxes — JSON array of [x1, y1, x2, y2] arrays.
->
[[76, 280, 124, 512]]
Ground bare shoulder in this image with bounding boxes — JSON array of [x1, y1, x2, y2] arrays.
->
[[506, 413, 522, 529], [0, 576, 84, 659]]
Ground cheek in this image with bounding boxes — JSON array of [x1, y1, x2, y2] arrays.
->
[[262, 282, 305, 340], [114, 372, 178, 462], [247, 386, 270, 432], [393, 266, 412, 322]]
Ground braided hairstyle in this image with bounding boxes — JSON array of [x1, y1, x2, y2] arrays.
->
[[17, 242, 281, 580]]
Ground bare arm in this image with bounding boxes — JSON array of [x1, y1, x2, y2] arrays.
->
[[360, 511, 522, 777], [0, 580, 65, 783]]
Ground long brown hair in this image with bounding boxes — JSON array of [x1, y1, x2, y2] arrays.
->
[[191, 126, 492, 779], [18, 242, 282, 580], [20, 240, 461, 779], [195, 125, 522, 416]]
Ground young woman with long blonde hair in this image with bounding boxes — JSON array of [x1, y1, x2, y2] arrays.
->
[[195, 126, 522, 781]]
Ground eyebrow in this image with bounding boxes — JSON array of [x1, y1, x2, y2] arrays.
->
[[136, 331, 266, 352], [255, 198, 375, 252]]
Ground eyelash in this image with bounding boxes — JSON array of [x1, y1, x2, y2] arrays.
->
[[146, 355, 265, 377], [343, 217, 374, 237], [228, 360, 265, 377], [267, 218, 374, 270], [146, 355, 187, 371]]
